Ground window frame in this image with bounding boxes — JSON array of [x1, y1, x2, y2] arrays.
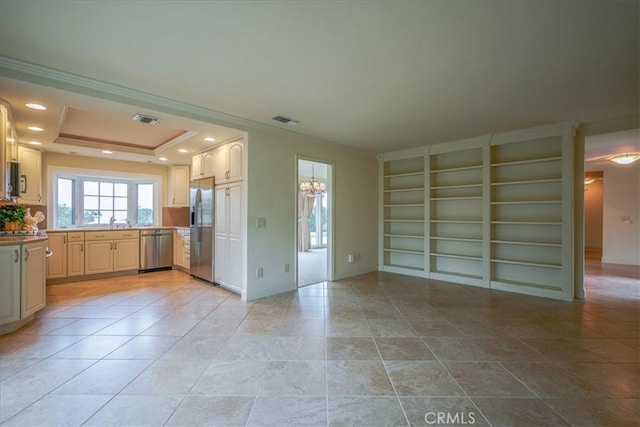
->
[[49, 166, 162, 229]]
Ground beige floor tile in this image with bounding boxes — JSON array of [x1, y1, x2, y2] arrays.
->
[[138, 317, 200, 336], [46, 318, 118, 335], [185, 318, 243, 336], [271, 336, 326, 360], [0, 334, 84, 358], [472, 397, 571, 426], [444, 361, 535, 397], [367, 319, 417, 338], [385, 361, 466, 397], [0, 358, 42, 381], [399, 396, 490, 427], [51, 359, 152, 395], [166, 395, 254, 426], [159, 335, 228, 360], [422, 337, 491, 361], [92, 317, 160, 335], [545, 397, 640, 426], [190, 360, 267, 396], [248, 396, 327, 426], [325, 319, 372, 337], [375, 338, 436, 361], [2, 394, 112, 427], [0, 392, 45, 423], [84, 394, 184, 426], [327, 337, 380, 360], [49, 335, 133, 359], [234, 318, 284, 336], [120, 358, 210, 395], [1, 358, 96, 395], [214, 336, 277, 360], [327, 396, 407, 426], [327, 360, 395, 396], [104, 335, 180, 359], [560, 362, 640, 398], [502, 361, 607, 398]]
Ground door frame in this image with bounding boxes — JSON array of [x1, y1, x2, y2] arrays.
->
[[295, 156, 334, 287]]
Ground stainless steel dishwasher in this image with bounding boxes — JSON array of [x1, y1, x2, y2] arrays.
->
[[140, 228, 173, 271]]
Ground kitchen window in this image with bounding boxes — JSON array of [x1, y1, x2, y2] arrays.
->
[[52, 169, 160, 228]]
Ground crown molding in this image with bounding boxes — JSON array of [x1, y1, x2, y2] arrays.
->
[[0, 55, 361, 152]]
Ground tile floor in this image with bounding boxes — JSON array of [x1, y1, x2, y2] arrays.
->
[[0, 260, 638, 426]]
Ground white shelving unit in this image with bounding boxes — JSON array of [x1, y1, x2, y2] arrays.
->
[[380, 155, 426, 274], [429, 144, 485, 286], [378, 123, 577, 301], [489, 131, 572, 300]]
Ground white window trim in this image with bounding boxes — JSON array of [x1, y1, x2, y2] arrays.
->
[[48, 166, 162, 229]]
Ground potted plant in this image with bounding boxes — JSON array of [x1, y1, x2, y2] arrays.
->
[[0, 204, 27, 231]]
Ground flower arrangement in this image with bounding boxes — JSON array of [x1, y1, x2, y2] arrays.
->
[[0, 204, 27, 231]]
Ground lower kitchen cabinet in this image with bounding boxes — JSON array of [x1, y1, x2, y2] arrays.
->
[[0, 239, 46, 334], [22, 241, 46, 317], [0, 245, 21, 324], [67, 232, 85, 277], [46, 232, 67, 279], [174, 228, 190, 271], [85, 231, 140, 275]]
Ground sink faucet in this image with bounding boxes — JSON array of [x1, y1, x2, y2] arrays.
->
[[126, 219, 132, 228], [110, 217, 116, 229]]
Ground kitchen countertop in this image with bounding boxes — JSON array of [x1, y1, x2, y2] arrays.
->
[[0, 231, 48, 246], [44, 226, 179, 232]]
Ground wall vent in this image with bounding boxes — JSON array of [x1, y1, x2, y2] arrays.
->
[[132, 114, 160, 125], [272, 115, 299, 126]]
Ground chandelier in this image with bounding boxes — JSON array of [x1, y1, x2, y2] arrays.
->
[[299, 164, 326, 196]]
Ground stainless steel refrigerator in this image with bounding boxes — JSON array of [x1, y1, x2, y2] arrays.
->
[[190, 177, 214, 282]]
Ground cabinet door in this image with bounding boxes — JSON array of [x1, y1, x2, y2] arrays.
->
[[169, 166, 190, 207], [0, 245, 20, 324], [191, 153, 203, 180], [214, 234, 228, 284], [213, 145, 228, 182], [85, 240, 113, 275], [46, 233, 67, 279], [202, 151, 216, 179], [22, 241, 46, 317], [215, 187, 227, 235], [67, 241, 85, 277], [227, 142, 243, 182], [113, 239, 140, 271], [17, 145, 42, 204]]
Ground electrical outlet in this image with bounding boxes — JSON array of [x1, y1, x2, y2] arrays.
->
[[348, 254, 354, 263], [256, 218, 266, 228], [256, 267, 263, 278], [283, 263, 290, 273]]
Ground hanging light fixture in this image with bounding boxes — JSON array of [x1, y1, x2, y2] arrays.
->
[[610, 153, 640, 165], [299, 164, 326, 196]]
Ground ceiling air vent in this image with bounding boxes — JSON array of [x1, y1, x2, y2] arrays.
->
[[132, 114, 160, 125], [272, 115, 299, 126]]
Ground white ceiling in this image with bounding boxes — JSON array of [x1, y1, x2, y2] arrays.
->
[[0, 1, 638, 163]]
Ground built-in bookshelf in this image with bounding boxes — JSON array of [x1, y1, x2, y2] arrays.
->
[[378, 123, 576, 301], [490, 134, 566, 295], [382, 156, 426, 273], [429, 146, 484, 285]]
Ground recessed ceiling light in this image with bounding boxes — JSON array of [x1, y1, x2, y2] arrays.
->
[[178, 149, 189, 153], [25, 103, 47, 110], [204, 137, 215, 142], [27, 126, 44, 132], [28, 141, 42, 146], [159, 157, 168, 161], [272, 115, 299, 126], [102, 150, 113, 154]]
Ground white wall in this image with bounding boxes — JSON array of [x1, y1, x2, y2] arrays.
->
[[590, 162, 640, 266], [244, 129, 378, 300]]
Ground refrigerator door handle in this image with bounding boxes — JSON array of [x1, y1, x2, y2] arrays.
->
[[195, 187, 202, 256]]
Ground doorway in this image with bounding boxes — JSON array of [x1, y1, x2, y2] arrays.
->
[[296, 159, 332, 287]]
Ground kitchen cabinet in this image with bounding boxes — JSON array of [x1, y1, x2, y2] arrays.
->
[[214, 182, 243, 293], [17, 145, 42, 204], [214, 140, 243, 183], [174, 228, 190, 270], [85, 230, 140, 275], [22, 241, 46, 317], [67, 232, 85, 277], [0, 101, 11, 197], [0, 245, 20, 324], [191, 151, 216, 181], [0, 239, 46, 334], [46, 232, 67, 279], [168, 165, 190, 207]]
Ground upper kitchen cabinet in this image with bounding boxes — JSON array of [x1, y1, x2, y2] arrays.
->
[[17, 145, 42, 204], [214, 140, 243, 183], [168, 165, 190, 207], [191, 150, 216, 181]]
